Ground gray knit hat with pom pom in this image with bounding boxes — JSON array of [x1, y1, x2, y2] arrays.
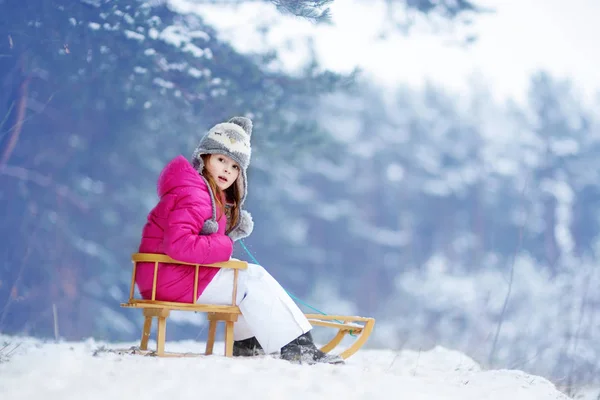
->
[[191, 116, 253, 207]]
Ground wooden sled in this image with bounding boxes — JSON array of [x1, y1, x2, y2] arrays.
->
[[120, 252, 375, 360]]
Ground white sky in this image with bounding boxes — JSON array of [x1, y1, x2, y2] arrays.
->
[[317, 0, 600, 105], [171, 0, 600, 107]]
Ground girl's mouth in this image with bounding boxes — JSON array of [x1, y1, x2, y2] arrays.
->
[[218, 176, 228, 183]]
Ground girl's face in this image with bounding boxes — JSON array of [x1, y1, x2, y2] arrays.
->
[[205, 154, 240, 191]]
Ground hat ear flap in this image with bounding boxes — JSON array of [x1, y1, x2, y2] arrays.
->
[[192, 150, 205, 173]]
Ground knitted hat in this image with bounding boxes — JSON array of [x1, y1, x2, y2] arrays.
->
[[191, 116, 253, 207]]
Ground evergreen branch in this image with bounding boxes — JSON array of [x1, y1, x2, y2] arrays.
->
[[271, 0, 333, 23], [186, 0, 332, 22]]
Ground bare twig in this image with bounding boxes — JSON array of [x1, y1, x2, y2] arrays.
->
[[0, 343, 10, 354], [0, 222, 38, 331], [0, 92, 57, 139], [53, 303, 60, 342], [0, 58, 31, 165], [0, 164, 88, 210], [5, 342, 21, 357], [0, 102, 15, 132], [488, 175, 530, 366], [411, 348, 422, 376], [508, 346, 543, 370], [565, 266, 592, 395], [0, 342, 22, 363], [386, 350, 401, 371]]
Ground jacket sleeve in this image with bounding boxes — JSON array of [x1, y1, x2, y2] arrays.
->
[[163, 192, 233, 264]]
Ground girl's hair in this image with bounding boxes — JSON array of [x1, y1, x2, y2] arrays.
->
[[200, 154, 240, 232]]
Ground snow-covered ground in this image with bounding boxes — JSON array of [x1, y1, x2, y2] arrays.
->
[[0, 335, 573, 400]]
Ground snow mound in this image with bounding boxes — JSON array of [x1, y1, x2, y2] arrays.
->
[[0, 335, 569, 400]]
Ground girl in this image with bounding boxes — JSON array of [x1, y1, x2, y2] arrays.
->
[[135, 116, 343, 365]]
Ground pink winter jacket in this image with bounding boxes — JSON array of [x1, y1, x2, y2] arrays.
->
[[135, 155, 233, 303]]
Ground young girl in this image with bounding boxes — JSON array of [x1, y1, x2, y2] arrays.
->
[[135, 116, 342, 365]]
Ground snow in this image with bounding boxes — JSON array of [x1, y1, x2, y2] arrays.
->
[[157, 25, 210, 54], [124, 30, 145, 42], [386, 163, 405, 182], [0, 335, 570, 400]]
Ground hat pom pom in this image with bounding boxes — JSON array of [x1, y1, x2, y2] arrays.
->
[[228, 116, 253, 137]]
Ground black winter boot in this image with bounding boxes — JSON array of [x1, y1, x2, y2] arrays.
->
[[233, 336, 265, 357], [280, 331, 345, 365]]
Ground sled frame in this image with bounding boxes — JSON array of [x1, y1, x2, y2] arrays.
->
[[120, 253, 246, 358], [120, 253, 375, 359]]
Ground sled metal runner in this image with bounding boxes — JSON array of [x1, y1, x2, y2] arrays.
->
[[120, 253, 375, 360]]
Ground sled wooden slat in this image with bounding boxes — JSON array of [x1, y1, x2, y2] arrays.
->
[[193, 266, 199, 301], [130, 252, 247, 269], [304, 314, 373, 322], [120, 253, 375, 360], [121, 301, 240, 313], [151, 261, 158, 300], [129, 261, 137, 300], [307, 319, 364, 332]]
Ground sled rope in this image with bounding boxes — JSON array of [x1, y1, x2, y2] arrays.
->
[[239, 240, 355, 336]]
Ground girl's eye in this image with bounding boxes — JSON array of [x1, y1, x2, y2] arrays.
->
[[233, 165, 239, 170]]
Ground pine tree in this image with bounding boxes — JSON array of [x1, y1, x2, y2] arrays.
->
[[0, 0, 345, 339]]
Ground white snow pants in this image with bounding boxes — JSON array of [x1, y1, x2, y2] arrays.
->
[[197, 262, 312, 354]]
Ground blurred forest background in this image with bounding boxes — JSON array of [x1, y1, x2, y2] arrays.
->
[[1, 0, 599, 393]]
